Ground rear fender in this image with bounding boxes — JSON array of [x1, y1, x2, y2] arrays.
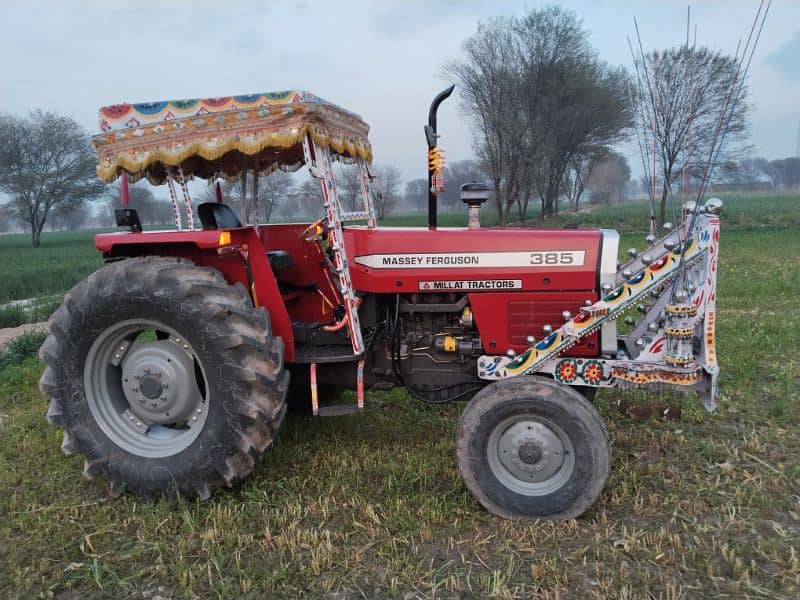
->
[[95, 228, 295, 361]]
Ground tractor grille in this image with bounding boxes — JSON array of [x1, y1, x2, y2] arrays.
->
[[507, 299, 568, 346]]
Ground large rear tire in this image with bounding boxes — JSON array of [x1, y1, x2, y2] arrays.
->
[[39, 257, 288, 499], [456, 377, 610, 520]]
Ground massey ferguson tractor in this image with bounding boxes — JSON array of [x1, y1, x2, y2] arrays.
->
[[39, 88, 723, 520]]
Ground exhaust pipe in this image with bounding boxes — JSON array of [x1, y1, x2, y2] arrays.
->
[[424, 85, 455, 230]]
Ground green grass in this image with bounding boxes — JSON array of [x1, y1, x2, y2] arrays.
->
[[0, 230, 105, 305], [0, 195, 798, 598]]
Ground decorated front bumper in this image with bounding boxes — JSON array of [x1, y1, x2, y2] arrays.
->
[[477, 209, 721, 411]]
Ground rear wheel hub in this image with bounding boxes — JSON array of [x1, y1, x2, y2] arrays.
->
[[121, 340, 201, 425], [84, 319, 209, 458]]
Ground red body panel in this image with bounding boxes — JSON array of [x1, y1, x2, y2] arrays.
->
[[469, 292, 599, 355], [96, 223, 604, 362], [343, 226, 601, 293], [95, 228, 296, 361], [257, 223, 339, 324]]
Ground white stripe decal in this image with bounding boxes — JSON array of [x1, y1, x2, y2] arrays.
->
[[353, 251, 585, 269]]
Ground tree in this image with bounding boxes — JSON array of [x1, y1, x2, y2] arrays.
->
[[447, 7, 630, 224], [292, 179, 323, 217], [732, 157, 769, 185], [588, 151, 631, 206], [563, 148, 607, 212], [0, 111, 105, 246], [765, 157, 800, 190], [404, 178, 428, 212], [439, 160, 487, 211], [199, 170, 295, 223], [373, 164, 401, 219], [335, 164, 363, 212], [108, 181, 175, 226], [631, 46, 750, 224], [50, 204, 90, 231], [446, 17, 529, 226]]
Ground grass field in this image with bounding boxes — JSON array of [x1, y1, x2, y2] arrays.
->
[[0, 194, 799, 598]]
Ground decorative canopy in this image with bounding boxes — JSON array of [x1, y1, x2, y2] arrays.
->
[[92, 90, 372, 183]]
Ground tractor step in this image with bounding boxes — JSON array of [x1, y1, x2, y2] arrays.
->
[[310, 359, 365, 417], [316, 405, 362, 417], [293, 344, 364, 364]]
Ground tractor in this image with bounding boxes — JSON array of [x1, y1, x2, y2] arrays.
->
[[39, 88, 723, 520]]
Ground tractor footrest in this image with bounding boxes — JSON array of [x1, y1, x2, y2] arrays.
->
[[311, 359, 365, 417], [316, 405, 363, 417]]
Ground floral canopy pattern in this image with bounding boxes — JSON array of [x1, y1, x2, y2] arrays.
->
[[92, 90, 373, 184]]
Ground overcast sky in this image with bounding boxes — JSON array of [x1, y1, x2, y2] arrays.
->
[[1, 0, 797, 183]]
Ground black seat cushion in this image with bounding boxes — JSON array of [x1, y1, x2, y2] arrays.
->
[[198, 202, 243, 229], [267, 250, 294, 270]]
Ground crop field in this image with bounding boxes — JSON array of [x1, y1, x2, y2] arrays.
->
[[0, 194, 798, 598]]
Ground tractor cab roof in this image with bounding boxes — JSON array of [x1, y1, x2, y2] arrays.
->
[[92, 90, 372, 184]]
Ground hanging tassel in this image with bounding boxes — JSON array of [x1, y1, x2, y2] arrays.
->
[[120, 171, 130, 206]]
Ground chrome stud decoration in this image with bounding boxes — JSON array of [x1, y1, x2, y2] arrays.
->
[[704, 197, 724, 214]]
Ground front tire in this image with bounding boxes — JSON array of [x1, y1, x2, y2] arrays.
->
[[456, 377, 610, 520], [39, 257, 288, 499]]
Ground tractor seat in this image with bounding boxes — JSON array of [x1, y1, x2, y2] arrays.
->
[[198, 202, 243, 229], [267, 250, 293, 270]]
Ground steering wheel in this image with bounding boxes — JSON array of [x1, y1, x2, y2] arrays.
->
[[300, 217, 328, 242]]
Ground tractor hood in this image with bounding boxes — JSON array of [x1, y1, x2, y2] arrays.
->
[[344, 226, 615, 294]]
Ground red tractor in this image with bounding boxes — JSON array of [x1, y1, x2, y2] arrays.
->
[[40, 88, 723, 520]]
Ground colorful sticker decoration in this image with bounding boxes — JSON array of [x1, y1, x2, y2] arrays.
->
[[581, 360, 604, 385], [555, 359, 579, 383]]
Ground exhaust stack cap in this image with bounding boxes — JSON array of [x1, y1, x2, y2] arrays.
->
[[461, 181, 491, 229]]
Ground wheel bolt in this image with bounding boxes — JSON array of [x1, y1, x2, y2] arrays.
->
[[196, 408, 202, 414], [151, 402, 158, 408], [183, 344, 189, 350], [192, 416, 197, 422]]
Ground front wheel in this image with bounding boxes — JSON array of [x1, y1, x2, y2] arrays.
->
[[456, 377, 610, 520]]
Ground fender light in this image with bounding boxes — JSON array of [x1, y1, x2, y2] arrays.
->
[[218, 231, 232, 246]]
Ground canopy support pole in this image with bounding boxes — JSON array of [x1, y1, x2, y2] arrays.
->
[[165, 171, 183, 231], [175, 166, 195, 230]]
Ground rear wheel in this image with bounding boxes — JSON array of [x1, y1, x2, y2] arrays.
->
[[456, 377, 610, 520], [39, 257, 288, 499]]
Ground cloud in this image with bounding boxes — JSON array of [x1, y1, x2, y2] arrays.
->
[[765, 30, 800, 82]]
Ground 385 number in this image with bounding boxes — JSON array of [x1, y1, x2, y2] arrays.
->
[[529, 252, 575, 265]]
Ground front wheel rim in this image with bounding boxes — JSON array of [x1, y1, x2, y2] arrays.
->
[[84, 319, 209, 458], [486, 414, 575, 496]]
